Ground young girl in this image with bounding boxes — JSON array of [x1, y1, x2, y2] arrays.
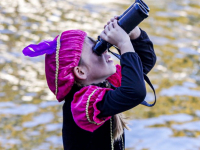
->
[[23, 17, 156, 150]]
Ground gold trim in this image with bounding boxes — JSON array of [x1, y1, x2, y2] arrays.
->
[[110, 118, 114, 150], [86, 89, 105, 125], [86, 90, 124, 150], [121, 134, 124, 150], [55, 32, 62, 95]]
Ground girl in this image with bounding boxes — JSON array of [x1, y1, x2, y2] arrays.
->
[[23, 17, 156, 150]]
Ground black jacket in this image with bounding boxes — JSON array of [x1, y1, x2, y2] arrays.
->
[[62, 29, 156, 150]]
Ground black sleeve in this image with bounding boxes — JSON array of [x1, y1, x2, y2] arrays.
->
[[131, 28, 157, 74], [97, 52, 146, 117]]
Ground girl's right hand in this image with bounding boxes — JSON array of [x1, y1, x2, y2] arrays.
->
[[100, 19, 135, 54], [105, 16, 141, 40]]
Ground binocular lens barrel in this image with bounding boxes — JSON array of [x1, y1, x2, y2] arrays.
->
[[93, 0, 149, 55], [92, 39, 108, 56], [136, 0, 150, 12], [118, 3, 148, 34], [119, 0, 149, 20]]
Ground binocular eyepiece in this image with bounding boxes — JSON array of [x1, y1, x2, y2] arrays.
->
[[93, 0, 150, 56]]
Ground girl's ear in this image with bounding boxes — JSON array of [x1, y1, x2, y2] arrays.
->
[[73, 66, 87, 80]]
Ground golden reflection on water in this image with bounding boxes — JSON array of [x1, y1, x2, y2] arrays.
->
[[0, 0, 200, 149]]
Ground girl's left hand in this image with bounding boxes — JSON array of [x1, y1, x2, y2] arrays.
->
[[104, 16, 141, 40]]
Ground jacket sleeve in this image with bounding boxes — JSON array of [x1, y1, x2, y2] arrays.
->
[[97, 52, 146, 118], [71, 85, 113, 132], [131, 28, 157, 74]]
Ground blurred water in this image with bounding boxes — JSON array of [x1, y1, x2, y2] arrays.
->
[[0, 0, 200, 149]]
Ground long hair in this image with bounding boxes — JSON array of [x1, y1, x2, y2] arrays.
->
[[113, 113, 130, 141]]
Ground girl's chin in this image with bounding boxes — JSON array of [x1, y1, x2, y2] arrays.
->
[[110, 65, 117, 74]]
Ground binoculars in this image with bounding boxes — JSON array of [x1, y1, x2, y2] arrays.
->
[[93, 1, 156, 107], [93, 0, 150, 56]]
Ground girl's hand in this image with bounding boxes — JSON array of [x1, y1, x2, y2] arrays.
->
[[104, 16, 118, 29], [105, 16, 141, 40], [128, 26, 141, 40], [100, 19, 134, 54]]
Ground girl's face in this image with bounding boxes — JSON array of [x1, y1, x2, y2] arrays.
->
[[80, 36, 116, 84]]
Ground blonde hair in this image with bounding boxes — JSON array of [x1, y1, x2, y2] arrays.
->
[[113, 113, 130, 141]]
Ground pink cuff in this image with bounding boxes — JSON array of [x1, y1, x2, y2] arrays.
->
[[107, 64, 122, 87], [71, 85, 112, 132]]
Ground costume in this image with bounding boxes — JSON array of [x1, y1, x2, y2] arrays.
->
[[62, 29, 156, 150], [22, 28, 156, 150]]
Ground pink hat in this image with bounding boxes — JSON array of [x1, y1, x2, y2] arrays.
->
[[22, 30, 87, 102]]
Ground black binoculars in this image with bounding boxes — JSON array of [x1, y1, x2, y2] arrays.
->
[[93, 0, 150, 57], [93, 1, 156, 107]]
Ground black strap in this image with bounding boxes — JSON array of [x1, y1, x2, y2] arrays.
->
[[108, 46, 156, 107], [140, 73, 156, 107]]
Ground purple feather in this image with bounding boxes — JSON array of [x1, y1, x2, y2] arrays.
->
[[22, 40, 57, 57]]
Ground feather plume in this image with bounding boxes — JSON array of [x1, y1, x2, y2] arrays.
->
[[22, 40, 57, 57]]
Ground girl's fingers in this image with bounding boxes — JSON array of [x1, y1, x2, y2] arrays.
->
[[100, 31, 107, 41], [107, 23, 111, 31], [111, 16, 118, 22], [111, 17, 115, 22], [112, 19, 118, 28], [114, 15, 118, 19], [108, 22, 114, 30], [104, 25, 110, 35], [105, 15, 118, 28]]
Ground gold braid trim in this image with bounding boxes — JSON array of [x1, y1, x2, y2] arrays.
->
[[110, 118, 124, 150], [86, 89, 125, 150], [55, 32, 62, 95], [110, 117, 114, 150], [86, 89, 105, 125], [121, 134, 124, 150]]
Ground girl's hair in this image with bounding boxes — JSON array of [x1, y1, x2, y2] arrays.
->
[[113, 114, 130, 141]]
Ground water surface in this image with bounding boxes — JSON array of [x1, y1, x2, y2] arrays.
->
[[0, 0, 200, 149]]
